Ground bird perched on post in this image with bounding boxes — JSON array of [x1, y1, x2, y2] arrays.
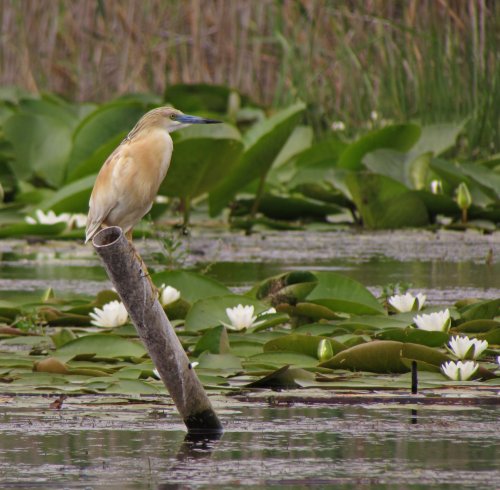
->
[[85, 106, 220, 244]]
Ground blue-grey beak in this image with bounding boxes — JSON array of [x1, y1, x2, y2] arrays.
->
[[175, 114, 221, 124]]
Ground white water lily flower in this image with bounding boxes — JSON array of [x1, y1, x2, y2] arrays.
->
[[260, 307, 277, 316], [441, 360, 478, 381], [430, 180, 443, 194], [89, 300, 128, 327], [223, 304, 257, 331], [67, 213, 88, 229], [26, 209, 72, 225], [414, 309, 451, 332], [331, 121, 345, 131], [448, 335, 475, 359], [388, 292, 426, 312], [471, 338, 488, 359], [160, 284, 181, 306]]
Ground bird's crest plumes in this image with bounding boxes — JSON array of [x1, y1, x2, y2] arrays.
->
[[125, 106, 179, 142]]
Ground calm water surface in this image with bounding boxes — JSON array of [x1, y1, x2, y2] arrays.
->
[[0, 404, 498, 489]]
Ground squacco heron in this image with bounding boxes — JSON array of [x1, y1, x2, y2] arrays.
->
[[85, 106, 220, 243]]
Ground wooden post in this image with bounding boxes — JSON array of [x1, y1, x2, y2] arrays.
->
[[92, 226, 222, 434]]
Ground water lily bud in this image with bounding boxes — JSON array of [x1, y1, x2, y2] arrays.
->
[[317, 339, 334, 361], [456, 182, 472, 210]]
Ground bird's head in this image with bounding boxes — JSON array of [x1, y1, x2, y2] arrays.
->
[[139, 106, 221, 134]]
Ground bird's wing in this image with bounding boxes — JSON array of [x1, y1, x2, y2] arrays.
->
[[85, 149, 122, 243]]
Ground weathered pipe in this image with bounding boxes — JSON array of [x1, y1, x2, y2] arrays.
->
[[93, 226, 222, 434]]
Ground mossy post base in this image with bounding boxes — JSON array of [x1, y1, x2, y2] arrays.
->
[[93, 226, 222, 434]]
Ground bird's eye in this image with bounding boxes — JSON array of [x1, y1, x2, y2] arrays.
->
[[170, 114, 176, 120]]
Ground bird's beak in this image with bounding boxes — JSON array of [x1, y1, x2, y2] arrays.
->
[[174, 114, 222, 124]]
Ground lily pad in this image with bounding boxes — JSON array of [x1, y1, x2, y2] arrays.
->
[[320, 340, 450, 373], [306, 272, 384, 315], [184, 294, 268, 332], [55, 334, 146, 361]]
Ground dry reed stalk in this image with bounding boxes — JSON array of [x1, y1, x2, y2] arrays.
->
[[0, 0, 497, 154]]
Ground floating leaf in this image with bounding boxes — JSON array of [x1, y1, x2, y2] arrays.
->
[[151, 271, 230, 303], [376, 328, 449, 347], [246, 351, 318, 369], [193, 325, 230, 356], [196, 352, 242, 371], [306, 272, 384, 315], [245, 365, 315, 389], [56, 334, 146, 361], [33, 357, 69, 374], [184, 295, 268, 332], [0, 222, 66, 239], [320, 340, 449, 373], [263, 334, 345, 358], [459, 299, 500, 322]]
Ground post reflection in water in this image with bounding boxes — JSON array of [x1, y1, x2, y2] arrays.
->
[[0, 405, 498, 488]]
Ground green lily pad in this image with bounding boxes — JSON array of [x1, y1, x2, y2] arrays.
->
[[55, 334, 146, 361], [151, 270, 230, 303], [184, 294, 268, 332], [193, 325, 230, 356], [376, 327, 449, 347], [320, 340, 450, 373], [306, 272, 384, 315], [263, 334, 346, 359]]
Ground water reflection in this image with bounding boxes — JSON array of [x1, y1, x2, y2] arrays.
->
[[0, 405, 497, 488]]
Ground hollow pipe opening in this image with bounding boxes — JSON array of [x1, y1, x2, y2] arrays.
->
[[92, 226, 123, 247]]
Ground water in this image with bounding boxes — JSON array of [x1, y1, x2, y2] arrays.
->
[[0, 230, 498, 488], [0, 229, 499, 302], [0, 403, 498, 489]]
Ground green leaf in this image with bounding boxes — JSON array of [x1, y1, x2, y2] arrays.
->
[[337, 124, 421, 170], [3, 110, 74, 186], [0, 222, 66, 239], [263, 334, 345, 358], [37, 174, 96, 214], [459, 299, 500, 322], [67, 132, 126, 182], [410, 122, 466, 157], [363, 149, 431, 190], [184, 295, 268, 332], [306, 272, 385, 315], [151, 271, 230, 303], [159, 124, 243, 199], [196, 351, 242, 371], [66, 100, 151, 177], [245, 365, 315, 389], [376, 328, 449, 347], [346, 172, 429, 229], [246, 351, 318, 369], [193, 325, 230, 356], [453, 320, 500, 333], [234, 193, 342, 221], [320, 340, 449, 373], [250, 271, 318, 303], [55, 334, 146, 361], [209, 102, 306, 215], [104, 379, 160, 394]]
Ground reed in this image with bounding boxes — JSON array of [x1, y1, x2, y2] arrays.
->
[[0, 0, 497, 156]]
